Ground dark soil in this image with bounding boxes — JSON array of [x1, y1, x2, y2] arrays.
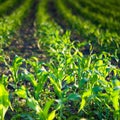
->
[[3, 0, 46, 60]]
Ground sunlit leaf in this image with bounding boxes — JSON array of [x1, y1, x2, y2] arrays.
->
[[43, 100, 53, 118], [48, 110, 56, 120], [27, 97, 41, 114], [79, 98, 85, 111], [0, 84, 10, 120], [15, 86, 27, 99]]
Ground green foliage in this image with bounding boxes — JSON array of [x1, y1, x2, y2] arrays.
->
[[0, 84, 10, 120], [0, 0, 32, 49], [0, 0, 23, 17], [56, 0, 120, 54], [0, 0, 120, 119]]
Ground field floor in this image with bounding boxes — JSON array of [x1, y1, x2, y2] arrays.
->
[[3, 1, 45, 59]]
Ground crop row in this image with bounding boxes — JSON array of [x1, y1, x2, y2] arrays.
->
[[0, 0, 6, 3], [0, 0, 23, 17], [0, 0, 32, 49], [77, 0, 120, 23], [55, 0, 120, 54], [66, 0, 120, 34], [92, 0, 120, 12]]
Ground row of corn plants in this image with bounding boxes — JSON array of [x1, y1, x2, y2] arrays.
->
[[0, 0, 23, 17], [92, 0, 120, 12], [109, 0, 120, 6], [66, 0, 120, 34], [0, 0, 33, 49], [101, 0, 120, 6], [110, 0, 120, 5], [55, 0, 120, 54], [77, 0, 120, 21], [0, 0, 6, 4]]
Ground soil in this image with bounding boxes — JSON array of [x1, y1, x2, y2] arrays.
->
[[3, 0, 46, 60]]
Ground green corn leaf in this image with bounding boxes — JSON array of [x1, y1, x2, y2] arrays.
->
[[79, 90, 92, 112], [0, 56, 4, 62], [22, 70, 37, 87], [12, 55, 24, 68], [43, 100, 53, 118], [79, 78, 88, 88], [27, 97, 42, 114], [112, 95, 119, 111], [79, 98, 85, 112], [0, 83, 10, 120], [15, 86, 27, 99], [114, 86, 120, 91], [48, 110, 56, 120], [92, 86, 103, 93], [68, 93, 80, 101], [82, 90, 92, 98], [49, 77, 62, 98]]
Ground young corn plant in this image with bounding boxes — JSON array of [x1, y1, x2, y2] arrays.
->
[[15, 83, 56, 120], [24, 57, 48, 100], [76, 52, 120, 119]]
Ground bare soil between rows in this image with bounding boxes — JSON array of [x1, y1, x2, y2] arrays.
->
[[3, 0, 45, 60]]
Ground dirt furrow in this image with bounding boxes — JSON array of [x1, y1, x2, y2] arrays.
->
[[3, 0, 45, 60]]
